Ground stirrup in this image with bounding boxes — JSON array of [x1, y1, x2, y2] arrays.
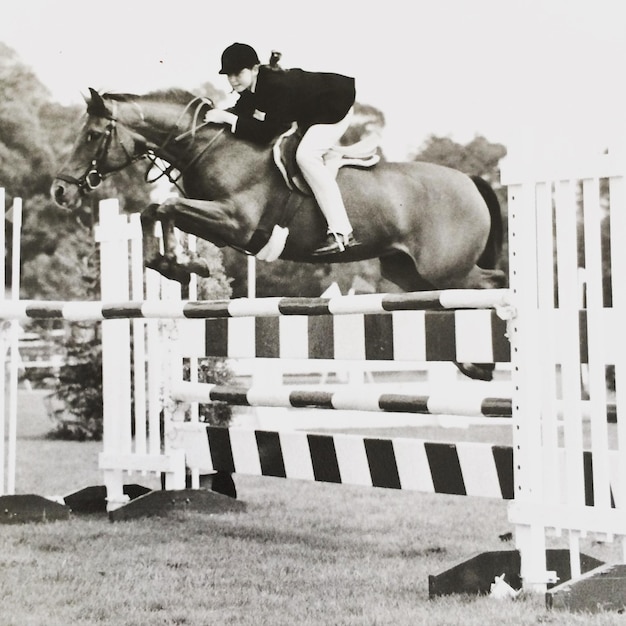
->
[[311, 232, 358, 256]]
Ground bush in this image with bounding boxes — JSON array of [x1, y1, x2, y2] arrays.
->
[[49, 327, 235, 440], [48, 324, 104, 440], [183, 357, 234, 427]]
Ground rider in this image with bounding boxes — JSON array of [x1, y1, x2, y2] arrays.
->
[[204, 42, 359, 256]]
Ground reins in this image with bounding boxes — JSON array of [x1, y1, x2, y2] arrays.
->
[[140, 96, 225, 197], [144, 126, 225, 197]]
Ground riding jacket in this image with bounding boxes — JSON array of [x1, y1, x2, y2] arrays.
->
[[231, 65, 356, 145]]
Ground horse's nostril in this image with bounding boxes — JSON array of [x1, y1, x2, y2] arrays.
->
[[52, 183, 65, 204]]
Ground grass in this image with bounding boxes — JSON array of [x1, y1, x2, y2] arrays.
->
[[2, 390, 626, 625]]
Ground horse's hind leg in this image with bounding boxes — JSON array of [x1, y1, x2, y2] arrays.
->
[[380, 250, 507, 291], [380, 252, 502, 382], [460, 266, 507, 289], [452, 266, 506, 381], [379, 250, 435, 291]]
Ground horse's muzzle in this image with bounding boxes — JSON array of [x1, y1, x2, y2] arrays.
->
[[50, 179, 82, 210]]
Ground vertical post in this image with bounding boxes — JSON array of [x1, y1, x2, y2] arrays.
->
[[186, 235, 199, 488], [160, 315, 186, 491], [145, 269, 163, 458], [247, 255, 256, 298], [129, 214, 147, 458], [0, 187, 6, 496], [7, 198, 22, 495], [96, 199, 132, 511], [503, 170, 550, 592], [534, 181, 560, 512], [554, 179, 585, 578], [609, 174, 626, 523], [581, 176, 611, 514]]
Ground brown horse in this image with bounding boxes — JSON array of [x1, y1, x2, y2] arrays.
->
[[51, 88, 506, 294]]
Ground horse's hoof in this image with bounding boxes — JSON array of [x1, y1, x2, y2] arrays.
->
[[187, 259, 211, 278], [165, 266, 191, 285], [146, 257, 191, 285], [455, 362, 495, 381]]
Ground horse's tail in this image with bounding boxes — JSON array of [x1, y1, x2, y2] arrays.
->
[[471, 175, 503, 269]]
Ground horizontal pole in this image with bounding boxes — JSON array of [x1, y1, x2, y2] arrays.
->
[[172, 382, 617, 421], [172, 381, 513, 417], [0, 289, 512, 321]]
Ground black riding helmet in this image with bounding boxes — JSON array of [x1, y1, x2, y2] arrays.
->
[[219, 43, 260, 75]]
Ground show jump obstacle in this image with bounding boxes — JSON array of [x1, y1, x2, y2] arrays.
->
[[2, 144, 626, 609]]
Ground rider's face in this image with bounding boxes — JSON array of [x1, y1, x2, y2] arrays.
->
[[227, 67, 257, 93]]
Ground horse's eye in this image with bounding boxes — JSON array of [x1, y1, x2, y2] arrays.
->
[[86, 130, 102, 143]]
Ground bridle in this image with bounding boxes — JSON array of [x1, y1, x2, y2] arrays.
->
[[56, 101, 146, 194], [56, 95, 223, 198]]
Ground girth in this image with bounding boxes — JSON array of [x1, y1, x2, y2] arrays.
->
[[244, 187, 306, 256]]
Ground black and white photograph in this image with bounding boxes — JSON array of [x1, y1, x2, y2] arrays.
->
[[1, 1, 626, 623]]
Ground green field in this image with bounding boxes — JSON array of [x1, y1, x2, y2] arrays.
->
[[1, 390, 624, 625]]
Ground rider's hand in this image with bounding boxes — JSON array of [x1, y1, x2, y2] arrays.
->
[[204, 109, 236, 126]]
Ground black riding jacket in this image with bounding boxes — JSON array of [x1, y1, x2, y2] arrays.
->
[[231, 65, 356, 145]]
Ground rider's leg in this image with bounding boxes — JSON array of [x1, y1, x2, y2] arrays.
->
[[296, 110, 358, 254]]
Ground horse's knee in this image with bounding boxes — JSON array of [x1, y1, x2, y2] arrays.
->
[[140, 203, 159, 223], [154, 198, 178, 218]]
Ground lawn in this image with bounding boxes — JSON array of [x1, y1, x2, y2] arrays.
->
[[1, 390, 624, 625]]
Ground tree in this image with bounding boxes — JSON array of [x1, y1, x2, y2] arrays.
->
[[412, 134, 507, 187], [340, 102, 385, 149], [0, 43, 55, 197], [0, 43, 160, 300], [196, 81, 229, 105]]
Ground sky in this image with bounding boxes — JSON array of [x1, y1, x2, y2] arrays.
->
[[2, 0, 626, 160]]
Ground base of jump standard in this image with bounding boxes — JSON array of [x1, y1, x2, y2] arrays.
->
[[0, 494, 70, 524]]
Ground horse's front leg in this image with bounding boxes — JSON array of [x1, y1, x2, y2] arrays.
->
[[142, 197, 238, 284], [140, 203, 186, 282], [140, 201, 202, 284], [140, 203, 161, 262]]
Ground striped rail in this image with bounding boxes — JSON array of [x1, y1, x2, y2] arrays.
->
[[0, 289, 512, 319], [168, 425, 515, 499], [172, 382, 513, 416]]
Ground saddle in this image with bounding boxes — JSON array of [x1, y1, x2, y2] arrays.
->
[[272, 124, 381, 195], [246, 124, 380, 262]]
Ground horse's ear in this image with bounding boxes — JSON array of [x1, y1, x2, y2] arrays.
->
[[86, 87, 112, 118]]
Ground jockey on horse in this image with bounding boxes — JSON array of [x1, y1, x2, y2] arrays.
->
[[204, 42, 360, 256]]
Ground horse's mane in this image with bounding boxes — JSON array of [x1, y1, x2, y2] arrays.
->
[[102, 88, 198, 105]]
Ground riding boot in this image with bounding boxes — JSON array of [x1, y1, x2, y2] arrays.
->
[[311, 232, 359, 256]]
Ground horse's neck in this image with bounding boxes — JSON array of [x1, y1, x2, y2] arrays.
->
[[161, 127, 274, 192], [127, 104, 192, 162], [122, 99, 275, 194]]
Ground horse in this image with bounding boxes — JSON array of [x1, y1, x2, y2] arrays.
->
[[51, 88, 506, 378]]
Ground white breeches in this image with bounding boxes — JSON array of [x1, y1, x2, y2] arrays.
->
[[296, 108, 353, 235]]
